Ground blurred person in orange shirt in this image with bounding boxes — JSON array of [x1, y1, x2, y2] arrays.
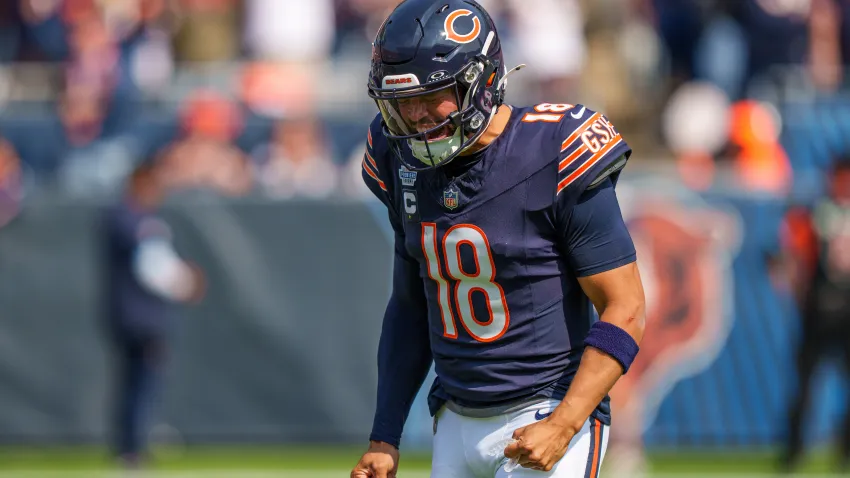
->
[[727, 100, 792, 194], [156, 90, 253, 197], [665, 92, 792, 195], [780, 160, 850, 474]]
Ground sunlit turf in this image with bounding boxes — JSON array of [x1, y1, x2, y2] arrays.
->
[[0, 445, 843, 475]]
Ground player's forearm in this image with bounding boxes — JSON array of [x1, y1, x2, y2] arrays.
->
[[550, 300, 645, 433], [370, 297, 432, 449], [549, 347, 624, 433]]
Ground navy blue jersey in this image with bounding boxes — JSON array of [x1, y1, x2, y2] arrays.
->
[[103, 201, 176, 338], [363, 103, 635, 446]]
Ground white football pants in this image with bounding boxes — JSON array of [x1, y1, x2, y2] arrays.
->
[[431, 399, 609, 478]]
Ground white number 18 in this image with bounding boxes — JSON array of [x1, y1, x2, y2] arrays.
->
[[421, 223, 510, 342]]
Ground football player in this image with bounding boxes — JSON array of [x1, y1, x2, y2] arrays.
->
[[351, 1, 646, 477]]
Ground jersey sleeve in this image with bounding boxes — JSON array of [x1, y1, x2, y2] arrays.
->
[[557, 177, 637, 277], [361, 115, 433, 448], [555, 105, 632, 209], [369, 227, 433, 448]]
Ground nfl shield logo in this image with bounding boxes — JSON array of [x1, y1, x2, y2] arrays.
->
[[443, 186, 460, 210]]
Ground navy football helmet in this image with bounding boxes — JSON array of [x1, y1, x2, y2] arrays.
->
[[368, 0, 522, 170]]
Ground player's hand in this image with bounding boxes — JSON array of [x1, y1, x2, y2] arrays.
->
[[504, 417, 578, 472], [351, 440, 399, 478]]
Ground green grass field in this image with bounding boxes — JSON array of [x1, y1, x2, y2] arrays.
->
[[0, 446, 846, 477]]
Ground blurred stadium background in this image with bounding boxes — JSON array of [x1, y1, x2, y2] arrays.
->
[[0, 0, 849, 476]]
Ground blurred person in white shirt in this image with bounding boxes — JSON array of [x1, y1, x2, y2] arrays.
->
[[508, 0, 585, 99], [477, 0, 586, 103], [243, 0, 334, 62]]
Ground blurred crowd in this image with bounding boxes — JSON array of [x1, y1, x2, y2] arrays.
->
[[0, 0, 848, 470], [0, 0, 847, 211]]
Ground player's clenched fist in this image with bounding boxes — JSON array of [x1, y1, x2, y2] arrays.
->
[[351, 440, 399, 478], [504, 418, 576, 472]]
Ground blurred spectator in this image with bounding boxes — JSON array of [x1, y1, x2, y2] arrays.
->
[[239, 61, 316, 118], [501, 0, 586, 102], [19, 0, 70, 60], [0, 2, 22, 63], [102, 157, 204, 469], [127, 27, 174, 96], [244, 0, 334, 62], [662, 81, 731, 190], [780, 159, 850, 474], [67, 9, 119, 78], [157, 89, 253, 196], [332, 0, 398, 55], [727, 99, 792, 194], [736, 0, 811, 83], [59, 75, 110, 147], [693, 8, 749, 100], [808, 0, 843, 92], [90, 0, 166, 45], [171, 0, 240, 62], [634, 0, 844, 101], [0, 137, 24, 228], [251, 116, 338, 199], [54, 63, 138, 196], [645, 0, 705, 84], [340, 139, 374, 199], [774, 204, 820, 301], [472, 0, 586, 103], [661, 80, 792, 194], [78, 0, 174, 96], [59, 11, 121, 145]]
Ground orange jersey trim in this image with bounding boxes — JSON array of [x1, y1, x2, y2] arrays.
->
[[557, 135, 623, 195], [362, 156, 387, 191]]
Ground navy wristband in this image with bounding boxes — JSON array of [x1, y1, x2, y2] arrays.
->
[[583, 321, 639, 373]]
